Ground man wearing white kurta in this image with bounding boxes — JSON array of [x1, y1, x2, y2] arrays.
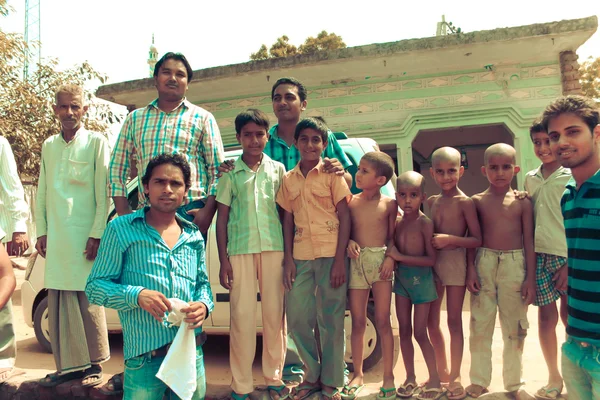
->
[[35, 84, 110, 388]]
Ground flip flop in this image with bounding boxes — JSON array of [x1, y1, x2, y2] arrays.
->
[[291, 383, 321, 400], [38, 370, 85, 388], [341, 384, 365, 400], [397, 382, 419, 398], [465, 384, 489, 398], [416, 387, 447, 400], [445, 382, 467, 400], [376, 387, 396, 399], [268, 384, 291, 400], [321, 388, 342, 400], [98, 372, 123, 395], [534, 386, 562, 400]]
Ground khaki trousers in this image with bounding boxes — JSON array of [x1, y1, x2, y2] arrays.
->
[[229, 252, 286, 394], [469, 248, 528, 392]]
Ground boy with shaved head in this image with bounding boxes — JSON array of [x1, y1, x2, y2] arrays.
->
[[387, 171, 445, 400], [427, 147, 482, 399], [465, 143, 535, 399]]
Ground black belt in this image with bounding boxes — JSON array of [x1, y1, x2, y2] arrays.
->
[[150, 331, 207, 358]]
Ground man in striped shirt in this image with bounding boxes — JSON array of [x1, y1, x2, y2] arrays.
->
[[108, 52, 224, 236], [542, 95, 600, 399], [87, 153, 214, 399]]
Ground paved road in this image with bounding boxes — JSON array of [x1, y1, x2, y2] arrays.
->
[[9, 256, 566, 399]]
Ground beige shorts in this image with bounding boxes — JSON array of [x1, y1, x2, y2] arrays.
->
[[349, 247, 391, 289], [434, 247, 467, 286]]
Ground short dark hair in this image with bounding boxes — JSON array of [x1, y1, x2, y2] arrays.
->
[[235, 109, 270, 135], [271, 77, 308, 102], [541, 95, 599, 134], [294, 117, 329, 142], [142, 153, 192, 189], [529, 118, 546, 139], [361, 151, 395, 183], [154, 52, 193, 82]]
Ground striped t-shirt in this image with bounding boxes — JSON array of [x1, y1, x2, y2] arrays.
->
[[561, 169, 600, 346]]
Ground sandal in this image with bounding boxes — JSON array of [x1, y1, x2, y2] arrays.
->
[[416, 387, 447, 400], [291, 383, 321, 400], [321, 388, 342, 400], [341, 384, 365, 400], [465, 384, 489, 398], [376, 387, 396, 399], [446, 382, 467, 400], [81, 365, 103, 388], [99, 372, 123, 395], [397, 382, 419, 398], [534, 386, 562, 400], [38, 370, 85, 388], [268, 385, 291, 400]]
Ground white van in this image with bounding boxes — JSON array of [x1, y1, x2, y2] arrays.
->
[[21, 136, 397, 371]]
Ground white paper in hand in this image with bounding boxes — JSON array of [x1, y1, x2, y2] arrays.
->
[[156, 298, 197, 400]]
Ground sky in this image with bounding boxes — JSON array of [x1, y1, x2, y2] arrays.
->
[[3, 0, 599, 86]]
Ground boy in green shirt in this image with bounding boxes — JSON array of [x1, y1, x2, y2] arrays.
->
[[216, 109, 288, 400]]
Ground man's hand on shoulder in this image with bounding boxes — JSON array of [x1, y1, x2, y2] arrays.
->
[[84, 238, 100, 261], [138, 289, 171, 322], [513, 189, 530, 200], [182, 302, 208, 329], [216, 159, 235, 178], [322, 158, 345, 176]]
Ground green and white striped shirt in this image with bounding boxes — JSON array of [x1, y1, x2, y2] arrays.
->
[[216, 154, 285, 256], [86, 208, 214, 359]]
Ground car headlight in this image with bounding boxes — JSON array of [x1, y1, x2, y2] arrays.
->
[[24, 252, 38, 281]]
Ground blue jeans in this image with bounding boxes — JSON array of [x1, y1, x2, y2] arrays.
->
[[124, 346, 206, 400], [562, 337, 600, 400]]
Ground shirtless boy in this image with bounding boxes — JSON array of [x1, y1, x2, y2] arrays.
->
[[387, 172, 445, 400], [343, 152, 397, 400], [466, 143, 535, 399], [427, 147, 482, 400]]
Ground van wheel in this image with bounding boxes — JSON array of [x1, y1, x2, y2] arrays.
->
[[33, 296, 52, 353], [344, 302, 382, 372]]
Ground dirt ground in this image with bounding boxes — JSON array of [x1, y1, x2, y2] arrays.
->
[[8, 256, 567, 399]]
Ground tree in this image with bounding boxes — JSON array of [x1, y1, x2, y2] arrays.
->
[[298, 30, 346, 54], [0, 1, 120, 180], [579, 56, 600, 101], [250, 31, 346, 60]]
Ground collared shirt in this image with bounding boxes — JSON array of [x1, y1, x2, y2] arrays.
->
[[276, 159, 351, 260], [36, 128, 109, 291], [561, 169, 600, 346], [108, 98, 224, 204], [0, 136, 29, 243], [86, 207, 214, 360], [265, 125, 352, 172], [525, 165, 571, 257], [216, 154, 285, 256]]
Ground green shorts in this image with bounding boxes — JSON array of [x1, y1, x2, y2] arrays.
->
[[393, 264, 437, 304]]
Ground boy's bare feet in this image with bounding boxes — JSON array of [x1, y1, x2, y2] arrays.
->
[[445, 381, 466, 400], [534, 383, 563, 400]]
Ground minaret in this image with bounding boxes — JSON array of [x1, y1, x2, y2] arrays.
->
[[148, 34, 158, 77]]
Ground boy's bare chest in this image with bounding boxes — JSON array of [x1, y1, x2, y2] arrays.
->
[[431, 198, 462, 227], [350, 200, 388, 224], [478, 197, 521, 224]]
